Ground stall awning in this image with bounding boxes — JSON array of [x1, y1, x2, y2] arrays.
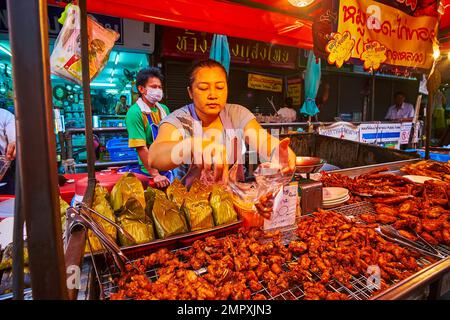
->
[[48, 0, 314, 49]]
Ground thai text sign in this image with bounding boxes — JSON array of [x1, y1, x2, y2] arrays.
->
[[318, 122, 360, 142], [248, 74, 283, 93], [287, 78, 302, 106], [337, 0, 438, 69], [162, 27, 298, 69]]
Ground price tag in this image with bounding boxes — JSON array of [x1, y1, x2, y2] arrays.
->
[[264, 183, 298, 230]]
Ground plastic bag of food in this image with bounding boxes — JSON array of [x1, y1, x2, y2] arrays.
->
[[209, 185, 238, 226], [189, 180, 212, 200], [116, 198, 154, 247], [85, 185, 117, 253], [228, 162, 293, 221], [148, 187, 188, 239], [166, 179, 188, 209], [0, 243, 31, 295], [50, 4, 119, 85], [111, 173, 146, 212]]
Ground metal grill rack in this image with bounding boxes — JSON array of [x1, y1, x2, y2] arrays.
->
[[333, 202, 450, 258], [95, 209, 439, 301]]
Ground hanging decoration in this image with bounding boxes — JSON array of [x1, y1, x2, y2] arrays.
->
[[325, 31, 355, 68], [360, 40, 387, 71]]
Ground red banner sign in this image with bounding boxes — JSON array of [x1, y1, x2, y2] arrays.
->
[[162, 27, 298, 69]]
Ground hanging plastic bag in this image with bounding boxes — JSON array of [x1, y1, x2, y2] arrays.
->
[[50, 4, 119, 85]]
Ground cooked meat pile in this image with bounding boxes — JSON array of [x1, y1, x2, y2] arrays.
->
[[322, 168, 450, 246], [110, 211, 425, 300]]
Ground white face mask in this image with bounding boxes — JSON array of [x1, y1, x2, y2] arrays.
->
[[145, 88, 163, 104]]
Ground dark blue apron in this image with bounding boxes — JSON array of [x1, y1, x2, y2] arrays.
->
[[180, 104, 244, 187], [145, 111, 174, 183]]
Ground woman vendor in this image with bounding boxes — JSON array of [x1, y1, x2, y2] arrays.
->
[[125, 67, 172, 188], [148, 59, 296, 186]]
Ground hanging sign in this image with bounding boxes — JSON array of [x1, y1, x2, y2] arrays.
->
[[247, 74, 283, 93], [337, 0, 439, 69], [325, 31, 355, 68], [360, 40, 387, 71]]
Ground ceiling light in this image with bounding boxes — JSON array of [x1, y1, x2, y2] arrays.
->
[[90, 83, 116, 87], [114, 53, 120, 65], [288, 0, 315, 8]]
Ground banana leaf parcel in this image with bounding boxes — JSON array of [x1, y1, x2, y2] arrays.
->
[[181, 199, 214, 231], [148, 186, 188, 239], [116, 197, 155, 247], [179, 180, 215, 231], [111, 173, 145, 212], [166, 179, 188, 209], [85, 185, 117, 253], [209, 185, 238, 226]]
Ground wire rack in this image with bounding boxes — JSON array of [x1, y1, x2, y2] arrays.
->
[[333, 202, 450, 258], [95, 206, 439, 301]]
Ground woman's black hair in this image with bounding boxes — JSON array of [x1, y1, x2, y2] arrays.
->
[[188, 59, 228, 88], [136, 67, 164, 96]]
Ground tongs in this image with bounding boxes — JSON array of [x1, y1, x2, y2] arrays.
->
[[68, 203, 136, 273], [375, 225, 445, 259]]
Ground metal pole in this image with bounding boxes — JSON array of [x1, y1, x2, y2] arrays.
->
[[371, 74, 376, 121], [425, 93, 433, 159], [79, 0, 96, 183], [7, 0, 68, 299], [12, 153, 24, 300]]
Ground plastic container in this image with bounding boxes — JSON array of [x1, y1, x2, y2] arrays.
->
[[106, 138, 138, 162]]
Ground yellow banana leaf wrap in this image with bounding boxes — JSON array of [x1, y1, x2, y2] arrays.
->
[[166, 179, 188, 209], [181, 199, 214, 231], [209, 185, 238, 226], [177, 180, 214, 231], [110, 173, 145, 211], [85, 185, 117, 253], [59, 196, 70, 235], [116, 198, 155, 247], [189, 180, 212, 200], [146, 187, 188, 239]]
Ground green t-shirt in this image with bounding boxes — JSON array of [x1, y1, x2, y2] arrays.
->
[[125, 102, 170, 174]]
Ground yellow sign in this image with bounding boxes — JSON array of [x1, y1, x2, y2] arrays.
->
[[360, 40, 387, 71], [338, 0, 438, 69], [247, 74, 283, 93], [326, 31, 355, 68], [287, 79, 302, 106]]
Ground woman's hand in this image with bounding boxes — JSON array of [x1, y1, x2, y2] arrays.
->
[[152, 173, 170, 188], [6, 142, 16, 161], [270, 138, 296, 173], [193, 138, 229, 183]]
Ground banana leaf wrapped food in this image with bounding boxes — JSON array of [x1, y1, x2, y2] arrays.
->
[[179, 181, 214, 231], [209, 185, 238, 226], [116, 198, 155, 246], [85, 185, 117, 253], [146, 187, 189, 239], [0, 242, 31, 295], [166, 179, 188, 209], [59, 196, 70, 235], [110, 173, 146, 211]]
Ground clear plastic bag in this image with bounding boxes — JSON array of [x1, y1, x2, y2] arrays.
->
[[228, 162, 293, 221], [50, 4, 119, 85]]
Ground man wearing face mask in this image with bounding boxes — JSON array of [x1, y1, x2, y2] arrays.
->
[[125, 67, 172, 188]]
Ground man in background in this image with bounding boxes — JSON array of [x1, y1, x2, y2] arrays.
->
[[0, 108, 16, 194], [115, 95, 130, 115], [385, 91, 414, 122], [277, 97, 297, 122]]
